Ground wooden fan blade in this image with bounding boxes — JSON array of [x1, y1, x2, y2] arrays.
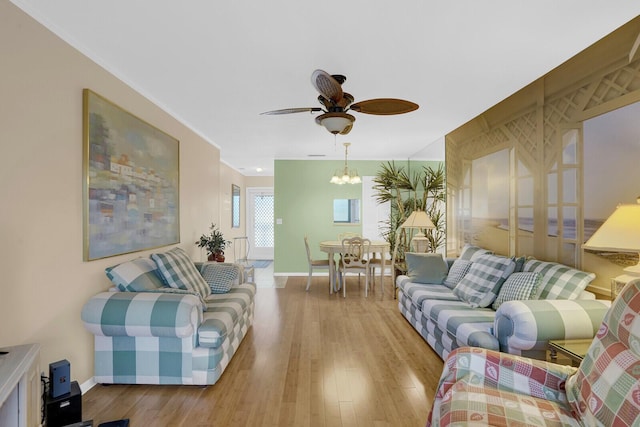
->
[[260, 107, 322, 115], [350, 98, 419, 115], [311, 69, 343, 103]]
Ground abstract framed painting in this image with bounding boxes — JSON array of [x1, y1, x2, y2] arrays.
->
[[82, 89, 180, 261]]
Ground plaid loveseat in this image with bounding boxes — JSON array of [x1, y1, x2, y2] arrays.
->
[[397, 245, 611, 361], [82, 248, 256, 385]]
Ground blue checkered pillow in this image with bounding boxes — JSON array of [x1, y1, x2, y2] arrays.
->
[[443, 259, 473, 289], [105, 257, 165, 292], [491, 272, 540, 310], [151, 248, 211, 298], [200, 263, 239, 293], [453, 253, 516, 308]]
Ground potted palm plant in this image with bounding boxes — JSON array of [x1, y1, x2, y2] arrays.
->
[[196, 223, 231, 262], [373, 161, 445, 274]]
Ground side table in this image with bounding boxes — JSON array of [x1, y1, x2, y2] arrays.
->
[[548, 338, 592, 367]]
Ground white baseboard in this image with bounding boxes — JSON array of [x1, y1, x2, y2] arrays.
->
[[79, 377, 97, 394]]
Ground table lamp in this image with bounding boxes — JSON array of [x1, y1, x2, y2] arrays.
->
[[400, 210, 435, 253], [582, 200, 640, 297], [390, 210, 436, 290]]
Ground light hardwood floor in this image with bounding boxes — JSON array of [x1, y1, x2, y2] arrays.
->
[[82, 275, 444, 426]]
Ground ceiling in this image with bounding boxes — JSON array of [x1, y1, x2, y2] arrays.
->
[[12, 1, 640, 176]]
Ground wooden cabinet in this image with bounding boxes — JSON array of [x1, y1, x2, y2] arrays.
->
[[0, 344, 41, 427]]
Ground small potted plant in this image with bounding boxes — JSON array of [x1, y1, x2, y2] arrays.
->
[[195, 223, 231, 262]]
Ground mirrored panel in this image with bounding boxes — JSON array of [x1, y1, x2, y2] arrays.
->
[[232, 184, 240, 228]]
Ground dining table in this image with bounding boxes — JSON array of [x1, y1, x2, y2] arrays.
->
[[319, 240, 391, 295]]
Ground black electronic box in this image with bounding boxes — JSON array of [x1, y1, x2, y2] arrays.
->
[[46, 380, 82, 427]]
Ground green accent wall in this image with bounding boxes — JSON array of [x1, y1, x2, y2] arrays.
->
[[274, 159, 443, 274]]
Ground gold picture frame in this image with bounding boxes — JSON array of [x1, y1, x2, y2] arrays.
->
[[82, 89, 180, 260]]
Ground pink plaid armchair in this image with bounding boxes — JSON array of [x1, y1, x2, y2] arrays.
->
[[427, 279, 640, 426]]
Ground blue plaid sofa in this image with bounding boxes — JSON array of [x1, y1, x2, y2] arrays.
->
[[82, 247, 256, 385], [397, 245, 611, 360]]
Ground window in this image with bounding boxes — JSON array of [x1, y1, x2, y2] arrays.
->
[[333, 199, 360, 223]]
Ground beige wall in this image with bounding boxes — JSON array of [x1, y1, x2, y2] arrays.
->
[[0, 2, 226, 384]]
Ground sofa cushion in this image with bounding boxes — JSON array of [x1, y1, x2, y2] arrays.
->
[[523, 259, 595, 300], [453, 254, 516, 308], [200, 263, 239, 293], [405, 252, 448, 284], [145, 287, 208, 311], [105, 257, 165, 292], [152, 247, 211, 299], [458, 243, 493, 261], [443, 259, 473, 289], [198, 282, 256, 348], [420, 299, 498, 350], [398, 281, 459, 308], [491, 272, 541, 310]]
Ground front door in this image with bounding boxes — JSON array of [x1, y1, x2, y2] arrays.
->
[[246, 187, 274, 260]]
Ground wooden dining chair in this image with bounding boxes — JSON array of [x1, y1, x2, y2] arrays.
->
[[339, 237, 372, 298], [304, 236, 336, 293], [367, 250, 388, 295]]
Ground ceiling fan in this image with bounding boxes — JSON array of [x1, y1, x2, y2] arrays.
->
[[261, 69, 419, 135]]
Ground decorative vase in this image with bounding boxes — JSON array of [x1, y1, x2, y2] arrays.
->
[[215, 251, 225, 262], [207, 253, 215, 261]]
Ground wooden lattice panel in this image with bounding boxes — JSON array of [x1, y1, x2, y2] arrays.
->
[[543, 84, 591, 167], [460, 127, 510, 160], [584, 60, 640, 111], [505, 110, 537, 161], [445, 141, 461, 188]]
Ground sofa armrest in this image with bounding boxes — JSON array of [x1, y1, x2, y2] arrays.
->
[[428, 347, 577, 426], [437, 347, 575, 400], [81, 291, 201, 338], [494, 299, 611, 358]]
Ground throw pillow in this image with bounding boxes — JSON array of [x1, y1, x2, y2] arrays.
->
[[405, 252, 448, 285], [513, 256, 526, 273], [453, 253, 516, 308], [200, 263, 239, 293], [151, 247, 211, 299], [523, 259, 595, 300], [491, 272, 541, 310], [105, 257, 165, 292], [458, 243, 493, 261], [442, 259, 473, 289]]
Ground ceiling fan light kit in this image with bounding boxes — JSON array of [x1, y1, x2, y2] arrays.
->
[[261, 69, 419, 136], [316, 112, 355, 135]]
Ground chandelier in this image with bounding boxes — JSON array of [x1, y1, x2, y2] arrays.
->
[[330, 142, 361, 185]]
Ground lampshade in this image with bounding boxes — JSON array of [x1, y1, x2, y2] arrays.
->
[[401, 210, 435, 229], [330, 142, 361, 185], [583, 203, 640, 273], [316, 112, 355, 135], [401, 210, 435, 252]]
